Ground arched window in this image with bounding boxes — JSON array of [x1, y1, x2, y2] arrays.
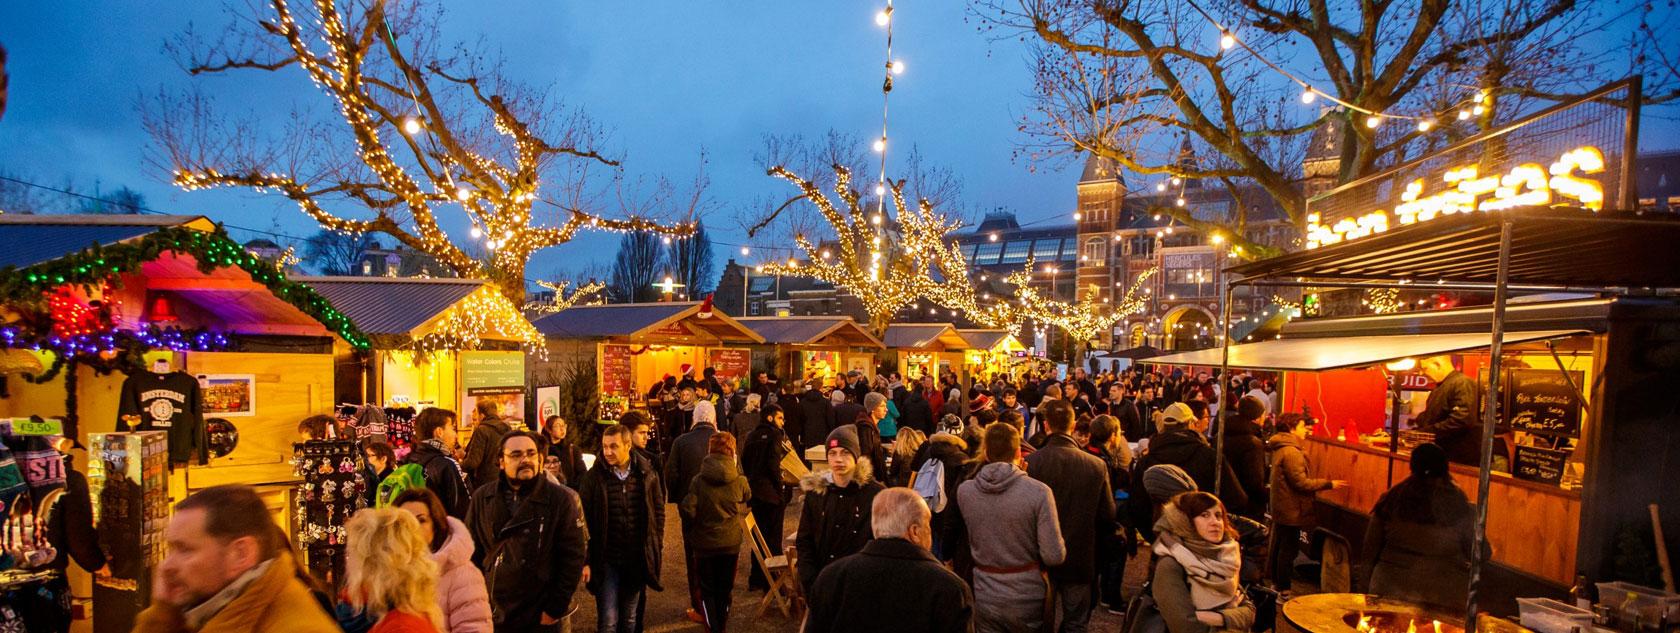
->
[[1082, 237, 1106, 263]]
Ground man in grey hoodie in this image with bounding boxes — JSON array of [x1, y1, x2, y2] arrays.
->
[[957, 422, 1067, 632]]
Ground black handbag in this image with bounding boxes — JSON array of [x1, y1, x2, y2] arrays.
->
[[1247, 583, 1280, 633], [1123, 581, 1168, 633]]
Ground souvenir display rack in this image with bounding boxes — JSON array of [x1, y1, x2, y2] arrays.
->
[[292, 440, 366, 586], [87, 431, 168, 633]]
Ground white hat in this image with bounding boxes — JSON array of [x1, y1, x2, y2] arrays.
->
[[693, 400, 717, 427]]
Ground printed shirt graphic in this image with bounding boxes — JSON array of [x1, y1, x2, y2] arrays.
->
[[119, 371, 207, 463]]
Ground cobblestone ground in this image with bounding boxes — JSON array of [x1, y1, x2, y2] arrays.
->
[[566, 495, 1144, 632]]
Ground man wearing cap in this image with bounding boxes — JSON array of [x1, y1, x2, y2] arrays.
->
[[666, 400, 719, 621], [1134, 402, 1249, 513], [795, 426, 885, 597]]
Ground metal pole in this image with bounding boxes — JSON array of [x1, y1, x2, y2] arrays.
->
[[1619, 74, 1642, 212], [1466, 219, 1514, 630], [1213, 280, 1234, 496], [743, 265, 749, 316], [1387, 372, 1402, 489]]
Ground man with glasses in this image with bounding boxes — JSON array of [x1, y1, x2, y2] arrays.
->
[[466, 431, 588, 632]]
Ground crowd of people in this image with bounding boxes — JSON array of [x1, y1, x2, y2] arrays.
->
[[136, 362, 1484, 633]]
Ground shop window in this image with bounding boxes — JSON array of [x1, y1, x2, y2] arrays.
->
[[1128, 236, 1155, 258]]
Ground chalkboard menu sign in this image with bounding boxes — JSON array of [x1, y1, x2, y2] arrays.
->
[[1504, 369, 1583, 438], [1513, 445, 1569, 485]]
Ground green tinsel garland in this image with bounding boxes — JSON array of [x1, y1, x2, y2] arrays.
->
[[0, 226, 370, 349]]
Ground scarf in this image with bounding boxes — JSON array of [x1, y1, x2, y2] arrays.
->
[[1152, 506, 1241, 610], [183, 559, 274, 630]]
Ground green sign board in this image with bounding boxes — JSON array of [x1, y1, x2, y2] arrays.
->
[[4, 417, 63, 436], [460, 351, 525, 390]]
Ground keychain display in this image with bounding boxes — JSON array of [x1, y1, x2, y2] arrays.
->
[[292, 440, 365, 586]]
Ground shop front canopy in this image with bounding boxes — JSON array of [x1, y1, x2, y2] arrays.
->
[[303, 277, 541, 351], [883, 323, 971, 351], [1145, 329, 1588, 372], [736, 316, 884, 349], [533, 302, 764, 345], [957, 329, 1025, 353]]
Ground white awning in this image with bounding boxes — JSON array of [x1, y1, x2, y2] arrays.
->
[[1146, 329, 1590, 372]]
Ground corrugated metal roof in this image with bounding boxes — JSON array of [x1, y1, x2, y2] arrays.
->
[[0, 215, 213, 268], [957, 329, 1012, 351], [738, 317, 884, 348], [533, 303, 693, 338], [884, 323, 967, 349], [302, 277, 485, 336]]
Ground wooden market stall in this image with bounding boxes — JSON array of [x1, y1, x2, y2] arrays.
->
[[957, 329, 1028, 382], [884, 323, 972, 384], [0, 215, 370, 632], [531, 301, 763, 424], [303, 277, 541, 432], [736, 316, 884, 386]]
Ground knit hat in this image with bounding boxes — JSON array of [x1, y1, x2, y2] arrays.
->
[[1411, 442, 1450, 477], [1142, 464, 1199, 503], [693, 400, 717, 427], [938, 413, 965, 435], [825, 425, 861, 459], [863, 391, 887, 412], [1156, 402, 1196, 432], [830, 389, 848, 404], [1237, 395, 1267, 422]]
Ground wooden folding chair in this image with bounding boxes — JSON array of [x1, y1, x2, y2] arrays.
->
[[746, 512, 801, 619]]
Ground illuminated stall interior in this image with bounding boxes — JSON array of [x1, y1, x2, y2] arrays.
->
[[532, 302, 763, 421], [736, 317, 885, 387], [957, 329, 1027, 381], [884, 323, 972, 385], [304, 277, 541, 419]]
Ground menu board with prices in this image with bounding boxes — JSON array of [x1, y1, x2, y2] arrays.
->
[[708, 348, 751, 386], [1513, 445, 1570, 485], [88, 431, 170, 633], [601, 344, 634, 397], [1504, 369, 1584, 438]]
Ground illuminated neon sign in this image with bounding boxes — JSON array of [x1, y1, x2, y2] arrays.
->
[[1306, 146, 1606, 249]]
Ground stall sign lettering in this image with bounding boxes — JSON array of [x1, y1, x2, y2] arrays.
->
[[1306, 146, 1606, 249]]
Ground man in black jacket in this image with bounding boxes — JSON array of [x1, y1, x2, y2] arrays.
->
[[741, 403, 790, 591], [795, 426, 884, 596], [461, 400, 515, 492], [1413, 355, 1485, 465], [466, 431, 588, 632], [1025, 399, 1116, 633], [797, 384, 833, 449], [897, 381, 935, 436], [579, 423, 665, 633], [664, 400, 717, 619], [806, 488, 972, 633], [406, 408, 471, 518], [1134, 402, 1249, 515]]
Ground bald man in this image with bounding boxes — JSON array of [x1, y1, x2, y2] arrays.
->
[[806, 488, 972, 633]]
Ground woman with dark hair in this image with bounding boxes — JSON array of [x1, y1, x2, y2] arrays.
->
[[1152, 491, 1255, 633], [393, 488, 492, 633], [1360, 443, 1478, 612], [363, 441, 396, 507], [541, 415, 588, 488]]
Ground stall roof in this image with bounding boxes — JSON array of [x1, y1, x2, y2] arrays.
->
[[736, 317, 884, 348], [533, 302, 764, 344], [302, 277, 486, 337], [958, 329, 1024, 352], [1145, 329, 1588, 372], [883, 323, 970, 350], [1226, 208, 1680, 290], [0, 214, 217, 268]]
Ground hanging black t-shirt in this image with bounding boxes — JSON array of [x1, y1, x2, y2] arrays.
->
[[117, 371, 208, 464]]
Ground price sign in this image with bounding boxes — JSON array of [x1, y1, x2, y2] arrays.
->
[[1505, 369, 1584, 438], [1513, 445, 1569, 485]]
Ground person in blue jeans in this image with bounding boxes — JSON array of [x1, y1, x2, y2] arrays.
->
[[579, 422, 666, 633]]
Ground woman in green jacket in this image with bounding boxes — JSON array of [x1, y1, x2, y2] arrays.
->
[[680, 432, 751, 632]]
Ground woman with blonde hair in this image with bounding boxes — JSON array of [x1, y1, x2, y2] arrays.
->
[[344, 508, 444, 633], [887, 427, 926, 487]]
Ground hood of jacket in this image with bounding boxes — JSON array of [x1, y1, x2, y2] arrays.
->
[[434, 516, 474, 569], [971, 461, 1026, 494], [798, 456, 874, 494], [1223, 415, 1263, 438], [698, 453, 741, 485], [1149, 428, 1211, 462], [1266, 432, 1302, 453], [927, 432, 968, 458]]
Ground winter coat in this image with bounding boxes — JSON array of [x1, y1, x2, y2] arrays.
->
[[853, 413, 887, 472], [664, 422, 717, 505], [368, 611, 440, 633], [918, 434, 972, 555], [47, 465, 105, 573], [1153, 556, 1256, 633], [133, 552, 339, 633], [957, 461, 1065, 630], [679, 453, 752, 554], [795, 466, 885, 595], [578, 453, 666, 591], [405, 442, 470, 519], [465, 475, 588, 629], [1221, 417, 1269, 519], [741, 422, 789, 506], [1413, 371, 1483, 465], [1024, 433, 1115, 583], [1114, 398, 1146, 442], [1361, 477, 1478, 612], [833, 402, 865, 433], [898, 389, 935, 436], [545, 440, 589, 489], [730, 411, 762, 439], [1136, 428, 1249, 513], [1266, 432, 1331, 527], [432, 517, 492, 633], [880, 400, 901, 439], [805, 538, 974, 633], [460, 417, 513, 491], [798, 391, 834, 449]]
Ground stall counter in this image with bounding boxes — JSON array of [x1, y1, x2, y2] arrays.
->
[[1302, 435, 1580, 586]]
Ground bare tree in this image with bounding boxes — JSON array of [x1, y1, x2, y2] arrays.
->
[[302, 228, 379, 276], [669, 222, 716, 297], [609, 231, 665, 303], [979, 0, 1678, 256], [145, 0, 696, 302]]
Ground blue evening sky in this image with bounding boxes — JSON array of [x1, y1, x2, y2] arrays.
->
[[1, 2, 1673, 287]]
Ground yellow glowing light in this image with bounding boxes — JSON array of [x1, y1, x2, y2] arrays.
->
[[875, 8, 890, 26], [872, 137, 887, 152], [1366, 116, 1382, 129], [1220, 32, 1235, 49], [1209, 233, 1225, 244], [402, 117, 423, 135], [1073, 211, 1083, 221], [891, 60, 906, 75], [455, 187, 471, 201], [1417, 120, 1434, 132], [1458, 109, 1472, 120], [1385, 358, 1417, 371], [1301, 88, 1316, 104], [740, 246, 750, 256]]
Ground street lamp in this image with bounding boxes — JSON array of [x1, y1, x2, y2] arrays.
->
[[654, 276, 685, 302]]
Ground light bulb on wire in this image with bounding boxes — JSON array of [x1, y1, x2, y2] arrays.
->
[[1458, 109, 1472, 121], [740, 246, 750, 256], [402, 117, 423, 135], [1417, 119, 1434, 132], [872, 137, 887, 153], [1301, 88, 1317, 104], [891, 60, 906, 75], [1366, 116, 1382, 129], [875, 8, 891, 26], [1220, 32, 1235, 50]]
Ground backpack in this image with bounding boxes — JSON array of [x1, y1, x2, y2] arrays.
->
[[912, 458, 946, 512], [375, 463, 427, 508]]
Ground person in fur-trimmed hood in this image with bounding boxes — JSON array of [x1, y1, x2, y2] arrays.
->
[[794, 426, 885, 597]]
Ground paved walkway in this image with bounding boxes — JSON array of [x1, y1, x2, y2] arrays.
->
[[566, 495, 1141, 632]]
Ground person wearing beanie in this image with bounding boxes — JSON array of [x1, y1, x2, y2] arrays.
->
[[679, 432, 751, 632], [1134, 403, 1249, 524], [1151, 491, 1255, 633], [1359, 443, 1477, 612], [665, 400, 719, 621], [795, 426, 885, 598], [853, 392, 889, 473], [1221, 396, 1271, 520]]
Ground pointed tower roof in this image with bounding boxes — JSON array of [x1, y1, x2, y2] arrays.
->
[[1079, 152, 1124, 186]]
